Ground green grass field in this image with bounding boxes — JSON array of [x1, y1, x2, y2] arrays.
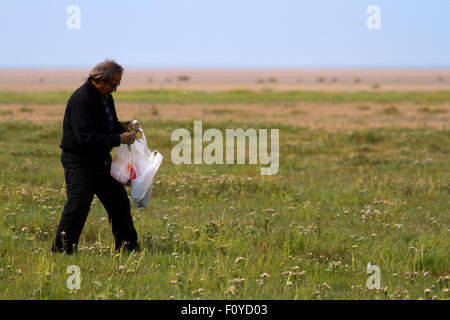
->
[[0, 99, 449, 299], [2, 89, 450, 105]]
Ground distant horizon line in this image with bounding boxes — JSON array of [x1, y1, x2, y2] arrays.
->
[[1, 65, 450, 70]]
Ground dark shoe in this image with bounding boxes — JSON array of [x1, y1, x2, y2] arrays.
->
[[119, 240, 141, 253], [128, 241, 141, 252]]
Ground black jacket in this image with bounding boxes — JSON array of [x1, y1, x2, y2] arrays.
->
[[60, 80, 126, 167]]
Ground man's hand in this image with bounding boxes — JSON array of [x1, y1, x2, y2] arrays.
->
[[120, 132, 136, 144]]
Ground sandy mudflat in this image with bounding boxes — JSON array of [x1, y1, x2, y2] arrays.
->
[[1, 101, 448, 131], [0, 68, 449, 92], [1, 69, 448, 130]]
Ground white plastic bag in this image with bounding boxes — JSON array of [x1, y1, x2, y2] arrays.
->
[[111, 144, 132, 184], [130, 130, 163, 209], [110, 128, 163, 209]]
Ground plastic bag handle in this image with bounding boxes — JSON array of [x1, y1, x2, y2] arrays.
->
[[134, 128, 147, 146], [140, 128, 147, 146]]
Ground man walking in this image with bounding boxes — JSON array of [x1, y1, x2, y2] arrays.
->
[[52, 59, 140, 254]]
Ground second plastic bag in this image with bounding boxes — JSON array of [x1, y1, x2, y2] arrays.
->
[[111, 144, 132, 184]]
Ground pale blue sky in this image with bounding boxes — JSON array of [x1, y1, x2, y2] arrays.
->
[[1, 0, 449, 68]]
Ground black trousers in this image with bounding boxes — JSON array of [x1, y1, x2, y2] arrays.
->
[[51, 160, 138, 254]]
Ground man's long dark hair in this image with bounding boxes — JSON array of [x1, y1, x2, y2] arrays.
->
[[88, 59, 124, 83]]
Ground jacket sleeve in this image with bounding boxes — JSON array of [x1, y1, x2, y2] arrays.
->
[[114, 120, 127, 134], [70, 96, 121, 149]]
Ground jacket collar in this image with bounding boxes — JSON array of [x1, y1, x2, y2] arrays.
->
[[85, 79, 111, 103], [83, 80, 115, 132]]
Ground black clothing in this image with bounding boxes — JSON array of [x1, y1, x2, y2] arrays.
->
[[59, 80, 124, 167], [52, 80, 138, 254], [52, 163, 138, 254], [102, 95, 115, 132]]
